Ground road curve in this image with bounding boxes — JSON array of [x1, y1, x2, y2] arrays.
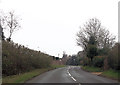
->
[[26, 66, 119, 84]]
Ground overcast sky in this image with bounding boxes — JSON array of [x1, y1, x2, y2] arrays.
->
[[0, 0, 119, 57]]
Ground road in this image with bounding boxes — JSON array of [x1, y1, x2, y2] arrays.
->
[[26, 66, 119, 84]]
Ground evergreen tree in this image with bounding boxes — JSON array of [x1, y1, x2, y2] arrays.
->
[[86, 36, 98, 63]]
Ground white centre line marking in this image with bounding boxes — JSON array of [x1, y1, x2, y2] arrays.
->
[[68, 71, 72, 76], [67, 68, 77, 82], [71, 76, 76, 81]]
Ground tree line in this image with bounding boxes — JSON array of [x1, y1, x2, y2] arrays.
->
[[75, 18, 119, 70], [66, 18, 119, 71]]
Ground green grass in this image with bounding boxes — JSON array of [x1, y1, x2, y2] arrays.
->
[[101, 69, 120, 80], [2, 65, 66, 83], [82, 66, 103, 72], [51, 64, 65, 69], [3, 68, 51, 83], [82, 66, 120, 81]]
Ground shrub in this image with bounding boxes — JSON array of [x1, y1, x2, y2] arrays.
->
[[82, 57, 90, 66], [2, 41, 52, 76], [92, 56, 105, 68], [108, 43, 120, 70]]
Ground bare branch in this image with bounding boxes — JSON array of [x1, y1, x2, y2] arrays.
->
[[76, 18, 116, 52], [3, 11, 21, 41]]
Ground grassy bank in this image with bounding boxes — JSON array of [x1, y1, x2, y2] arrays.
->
[[2, 65, 65, 83], [82, 66, 103, 72], [82, 66, 119, 81], [51, 64, 65, 68], [101, 69, 120, 80]]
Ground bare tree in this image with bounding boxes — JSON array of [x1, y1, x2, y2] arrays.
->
[[76, 18, 116, 53], [98, 28, 116, 49], [4, 11, 21, 41]]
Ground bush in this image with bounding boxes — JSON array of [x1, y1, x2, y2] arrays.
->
[[108, 43, 120, 70], [82, 57, 90, 66], [92, 56, 105, 68]]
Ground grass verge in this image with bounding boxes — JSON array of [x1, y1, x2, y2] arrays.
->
[[2, 65, 66, 83], [51, 64, 65, 69], [82, 66, 103, 72], [82, 66, 120, 81], [101, 69, 120, 80]]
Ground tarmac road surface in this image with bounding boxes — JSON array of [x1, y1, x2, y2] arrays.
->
[[26, 66, 119, 84]]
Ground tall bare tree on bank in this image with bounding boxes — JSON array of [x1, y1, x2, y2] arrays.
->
[[3, 11, 21, 41], [76, 18, 116, 55]]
